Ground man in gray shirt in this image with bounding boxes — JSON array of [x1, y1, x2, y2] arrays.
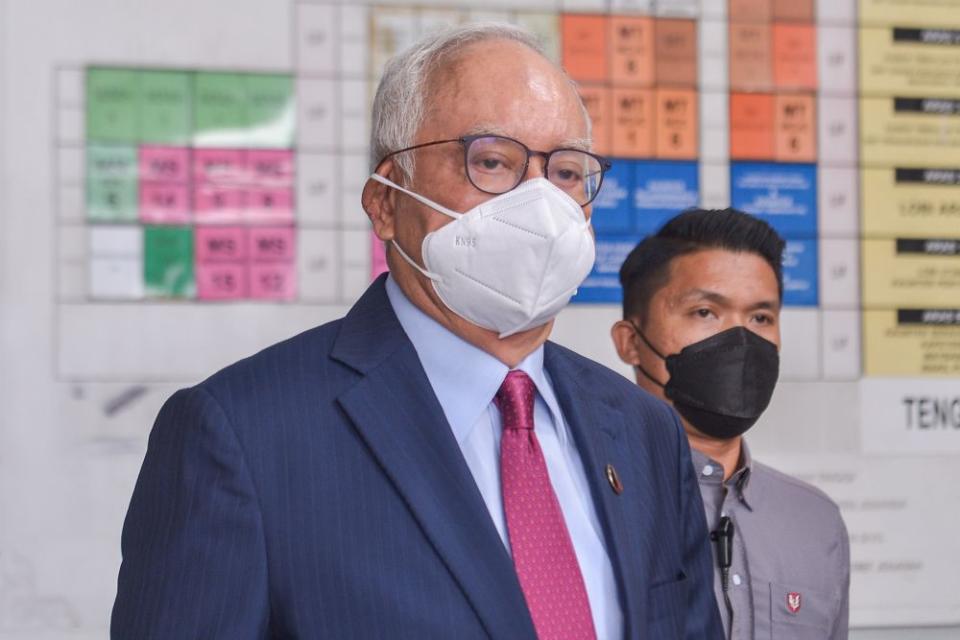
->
[[610, 208, 850, 639]]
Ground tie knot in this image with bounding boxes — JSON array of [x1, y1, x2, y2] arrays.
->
[[495, 370, 536, 431]]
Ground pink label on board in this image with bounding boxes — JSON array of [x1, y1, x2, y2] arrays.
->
[[139, 182, 191, 224], [194, 185, 246, 224], [195, 226, 248, 263], [139, 146, 190, 183], [247, 149, 294, 187], [193, 148, 247, 185], [249, 262, 297, 300], [196, 262, 248, 300], [249, 226, 295, 262], [245, 187, 294, 224]]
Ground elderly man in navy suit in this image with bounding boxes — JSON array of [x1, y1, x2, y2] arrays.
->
[[112, 23, 723, 639]]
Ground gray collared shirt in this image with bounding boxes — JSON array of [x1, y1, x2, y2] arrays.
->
[[693, 441, 850, 640]]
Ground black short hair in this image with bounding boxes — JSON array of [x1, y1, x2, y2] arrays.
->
[[619, 208, 786, 321]]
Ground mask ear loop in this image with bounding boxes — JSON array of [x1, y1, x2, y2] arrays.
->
[[369, 172, 455, 284], [628, 320, 669, 388], [389, 238, 443, 284], [369, 173, 462, 220]]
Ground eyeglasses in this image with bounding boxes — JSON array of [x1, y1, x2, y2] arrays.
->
[[376, 134, 613, 206]]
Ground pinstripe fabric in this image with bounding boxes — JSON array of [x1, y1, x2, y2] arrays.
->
[[111, 274, 723, 639]]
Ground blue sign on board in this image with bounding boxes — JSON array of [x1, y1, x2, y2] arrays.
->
[[591, 159, 633, 235], [574, 159, 700, 304], [730, 162, 817, 239], [633, 160, 699, 234], [782, 239, 819, 306], [731, 161, 819, 306]]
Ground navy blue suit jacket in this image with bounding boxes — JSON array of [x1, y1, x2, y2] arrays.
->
[[112, 276, 722, 639]]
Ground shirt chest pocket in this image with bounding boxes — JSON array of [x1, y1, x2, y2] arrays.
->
[[765, 580, 837, 640]]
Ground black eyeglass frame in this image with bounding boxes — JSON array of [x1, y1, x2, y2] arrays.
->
[[375, 134, 614, 206]]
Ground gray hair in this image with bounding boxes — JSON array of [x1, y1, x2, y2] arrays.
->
[[369, 22, 591, 179]]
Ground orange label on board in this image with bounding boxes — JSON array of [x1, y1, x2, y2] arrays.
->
[[611, 88, 655, 158], [775, 93, 817, 162], [729, 23, 773, 92], [773, 0, 814, 22], [562, 14, 609, 83], [610, 15, 655, 87], [773, 23, 817, 90], [655, 88, 698, 159], [730, 92, 775, 160], [729, 0, 772, 23], [655, 19, 698, 88]]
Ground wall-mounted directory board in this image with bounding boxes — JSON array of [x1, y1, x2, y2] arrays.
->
[[1, 0, 958, 636]]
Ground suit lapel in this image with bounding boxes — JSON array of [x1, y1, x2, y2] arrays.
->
[[331, 277, 537, 639], [545, 343, 648, 638]]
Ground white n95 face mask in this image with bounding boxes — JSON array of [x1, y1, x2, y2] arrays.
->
[[371, 173, 596, 338]]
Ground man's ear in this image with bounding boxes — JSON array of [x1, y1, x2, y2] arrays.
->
[[611, 319, 642, 367], [362, 159, 402, 242]]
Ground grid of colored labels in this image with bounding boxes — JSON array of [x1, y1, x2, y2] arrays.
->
[[562, 13, 698, 163], [562, 4, 820, 305], [85, 67, 297, 301], [560, 13, 701, 302], [727, 0, 819, 307]]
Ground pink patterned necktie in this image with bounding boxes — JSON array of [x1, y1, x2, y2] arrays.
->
[[495, 370, 597, 640]]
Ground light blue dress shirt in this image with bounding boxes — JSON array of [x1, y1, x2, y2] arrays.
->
[[385, 275, 623, 639]]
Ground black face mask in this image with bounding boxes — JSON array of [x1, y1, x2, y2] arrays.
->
[[631, 324, 780, 440]]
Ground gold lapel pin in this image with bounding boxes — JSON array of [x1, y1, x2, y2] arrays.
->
[[606, 464, 623, 495]]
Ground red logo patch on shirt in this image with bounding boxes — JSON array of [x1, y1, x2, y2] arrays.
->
[[787, 592, 802, 614]]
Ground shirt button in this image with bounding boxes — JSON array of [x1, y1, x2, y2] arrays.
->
[[732, 574, 742, 586], [702, 465, 714, 477]]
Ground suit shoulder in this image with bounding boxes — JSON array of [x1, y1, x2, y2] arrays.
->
[[753, 460, 845, 525], [198, 318, 346, 400], [546, 341, 676, 419]]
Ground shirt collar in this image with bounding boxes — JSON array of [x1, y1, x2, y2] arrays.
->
[[385, 275, 565, 446], [690, 439, 754, 509], [735, 440, 754, 503]]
